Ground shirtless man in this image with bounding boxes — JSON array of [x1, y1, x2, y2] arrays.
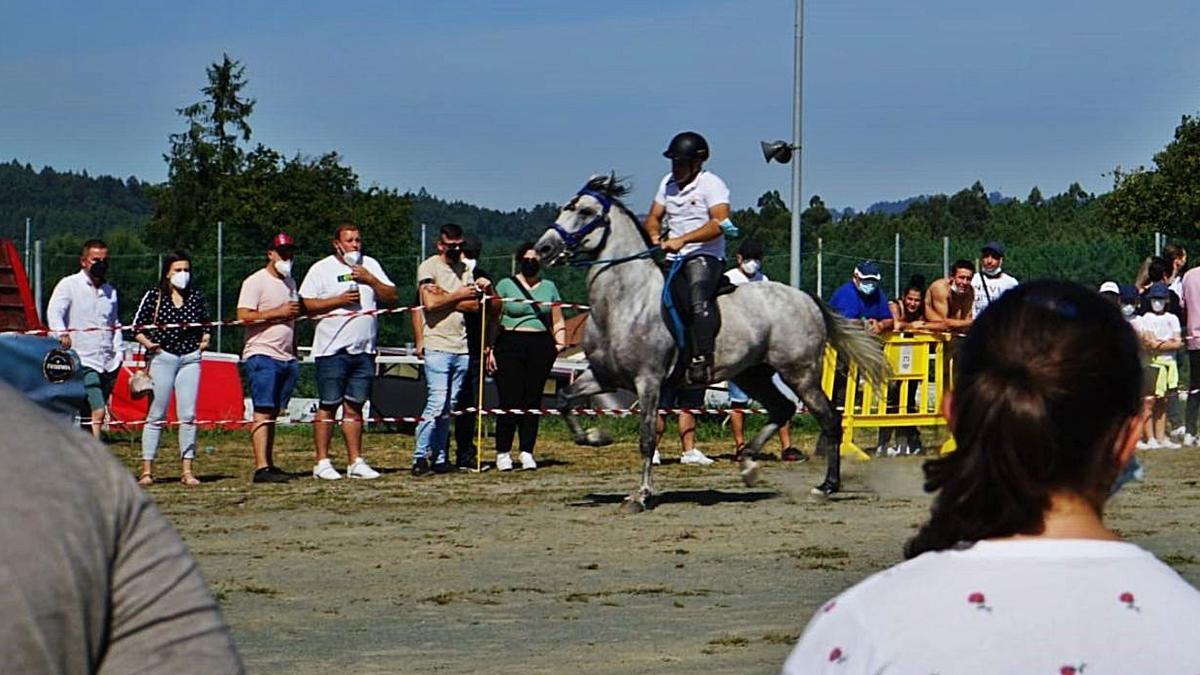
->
[[924, 259, 976, 331]]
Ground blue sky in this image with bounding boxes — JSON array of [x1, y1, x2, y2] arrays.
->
[[2, 0, 1198, 212]]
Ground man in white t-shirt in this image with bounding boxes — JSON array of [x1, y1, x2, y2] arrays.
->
[[299, 223, 397, 481], [971, 241, 1019, 318], [237, 232, 301, 484], [643, 130, 730, 386]]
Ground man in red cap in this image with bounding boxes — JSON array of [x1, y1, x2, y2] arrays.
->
[[236, 232, 301, 483]]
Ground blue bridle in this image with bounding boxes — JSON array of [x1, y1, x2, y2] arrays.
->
[[551, 187, 613, 255]]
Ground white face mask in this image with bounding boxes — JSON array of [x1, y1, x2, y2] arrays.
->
[[858, 281, 877, 296], [741, 259, 761, 276], [170, 271, 190, 290], [463, 257, 478, 274], [983, 265, 1002, 278], [274, 259, 293, 277], [1151, 299, 1167, 314], [1121, 303, 1137, 317], [342, 250, 362, 266]]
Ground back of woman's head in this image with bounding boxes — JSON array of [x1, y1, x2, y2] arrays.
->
[[905, 280, 1142, 558]]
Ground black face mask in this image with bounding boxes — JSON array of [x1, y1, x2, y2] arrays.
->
[[88, 259, 108, 281], [519, 259, 540, 277], [444, 246, 462, 263]]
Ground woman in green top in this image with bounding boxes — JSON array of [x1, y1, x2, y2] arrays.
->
[[486, 242, 567, 471]]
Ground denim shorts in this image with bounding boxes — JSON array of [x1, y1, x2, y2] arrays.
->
[[244, 355, 299, 411], [315, 351, 375, 407], [81, 366, 118, 412]]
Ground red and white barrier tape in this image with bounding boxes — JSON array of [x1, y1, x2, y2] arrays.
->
[[23, 295, 592, 337], [79, 406, 776, 428]]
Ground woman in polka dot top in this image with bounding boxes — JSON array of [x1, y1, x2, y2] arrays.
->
[[132, 250, 211, 487]]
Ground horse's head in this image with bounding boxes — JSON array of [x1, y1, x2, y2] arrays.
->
[[536, 173, 630, 265]]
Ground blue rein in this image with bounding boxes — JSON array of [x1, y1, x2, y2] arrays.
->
[[553, 185, 660, 268]]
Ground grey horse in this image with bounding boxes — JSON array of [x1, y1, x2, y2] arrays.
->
[[535, 175, 888, 511]]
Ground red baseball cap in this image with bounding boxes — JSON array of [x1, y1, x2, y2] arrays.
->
[[268, 232, 297, 251]]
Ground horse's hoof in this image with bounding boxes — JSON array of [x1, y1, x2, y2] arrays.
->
[[621, 497, 647, 514], [740, 459, 761, 487], [585, 428, 612, 447]]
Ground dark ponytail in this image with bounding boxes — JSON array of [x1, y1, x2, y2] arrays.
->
[[904, 280, 1142, 558]]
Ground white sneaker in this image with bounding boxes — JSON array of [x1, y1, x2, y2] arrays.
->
[[496, 452, 514, 471], [313, 459, 342, 480], [1136, 440, 1151, 451], [346, 458, 380, 480], [1171, 425, 1187, 438], [519, 451, 538, 470], [1145, 438, 1162, 450], [680, 448, 715, 466], [651, 450, 661, 465], [1184, 434, 1197, 447], [1161, 438, 1182, 450]]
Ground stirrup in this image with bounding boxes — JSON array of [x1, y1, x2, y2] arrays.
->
[[686, 355, 712, 385]]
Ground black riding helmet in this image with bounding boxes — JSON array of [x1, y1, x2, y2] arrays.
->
[[663, 131, 710, 161]]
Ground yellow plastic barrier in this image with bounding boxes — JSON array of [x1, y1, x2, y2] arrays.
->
[[821, 332, 956, 460]]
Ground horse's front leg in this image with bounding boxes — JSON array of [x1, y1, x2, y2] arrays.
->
[[623, 384, 661, 513], [558, 368, 614, 447]]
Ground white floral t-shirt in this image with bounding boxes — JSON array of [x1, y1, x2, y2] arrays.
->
[[784, 539, 1200, 674]]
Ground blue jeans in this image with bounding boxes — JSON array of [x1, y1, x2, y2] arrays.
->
[[315, 351, 375, 407], [244, 355, 299, 411], [415, 350, 470, 464], [142, 350, 201, 461]]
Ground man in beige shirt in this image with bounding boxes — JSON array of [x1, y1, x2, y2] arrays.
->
[[412, 224, 490, 476]]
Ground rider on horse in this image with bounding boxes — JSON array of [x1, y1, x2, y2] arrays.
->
[[643, 131, 732, 385]]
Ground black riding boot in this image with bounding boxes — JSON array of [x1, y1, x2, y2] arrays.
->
[[683, 255, 722, 385]]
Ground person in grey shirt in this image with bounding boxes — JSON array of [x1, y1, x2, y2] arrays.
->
[[0, 380, 242, 674]]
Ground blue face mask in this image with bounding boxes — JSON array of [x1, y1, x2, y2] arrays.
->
[[858, 281, 877, 296]]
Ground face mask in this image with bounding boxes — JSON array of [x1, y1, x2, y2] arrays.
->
[[983, 266, 1002, 278], [1151, 299, 1167, 313], [463, 257, 477, 274], [519, 259, 541, 277], [741, 259, 761, 276], [444, 246, 462, 263], [170, 271, 190, 290], [1121, 303, 1137, 317], [858, 281, 877, 296], [88, 259, 108, 281], [342, 250, 362, 266], [274, 259, 293, 277]]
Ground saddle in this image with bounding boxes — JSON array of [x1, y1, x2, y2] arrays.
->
[[661, 258, 737, 387]]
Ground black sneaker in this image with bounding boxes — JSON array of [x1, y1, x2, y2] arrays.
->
[[810, 480, 839, 497], [781, 447, 808, 463], [411, 458, 433, 477], [253, 466, 290, 483], [432, 461, 453, 474]]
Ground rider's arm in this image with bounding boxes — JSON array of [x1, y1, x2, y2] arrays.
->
[[671, 203, 730, 246], [643, 202, 666, 245]]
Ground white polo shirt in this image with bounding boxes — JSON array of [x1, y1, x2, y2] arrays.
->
[[45, 270, 123, 372], [654, 170, 729, 261], [299, 254, 394, 357]]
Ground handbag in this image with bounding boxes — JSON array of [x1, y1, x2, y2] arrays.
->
[[129, 289, 162, 398]]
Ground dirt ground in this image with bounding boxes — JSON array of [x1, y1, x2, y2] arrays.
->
[[113, 423, 1200, 674]]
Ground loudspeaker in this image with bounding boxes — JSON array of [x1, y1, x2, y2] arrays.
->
[[760, 140, 793, 164]]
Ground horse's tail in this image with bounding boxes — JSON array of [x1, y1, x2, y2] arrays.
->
[[805, 291, 891, 388]]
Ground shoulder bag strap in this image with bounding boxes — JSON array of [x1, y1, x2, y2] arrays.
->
[[506, 277, 552, 330]]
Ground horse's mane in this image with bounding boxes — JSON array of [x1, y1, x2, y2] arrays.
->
[[583, 173, 654, 249]]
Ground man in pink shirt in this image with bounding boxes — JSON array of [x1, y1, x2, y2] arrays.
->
[[1180, 262, 1200, 445], [237, 233, 301, 483]]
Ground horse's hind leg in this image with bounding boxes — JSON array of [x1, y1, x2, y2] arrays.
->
[[781, 368, 843, 496], [730, 366, 796, 487], [558, 368, 614, 447]]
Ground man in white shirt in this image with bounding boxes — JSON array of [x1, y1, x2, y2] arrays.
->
[[46, 238, 123, 439], [971, 241, 1019, 318], [643, 130, 730, 386], [299, 224, 397, 480]]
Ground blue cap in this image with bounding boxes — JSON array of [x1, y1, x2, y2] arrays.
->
[[1119, 284, 1139, 302], [981, 241, 1005, 257], [1148, 282, 1170, 299], [854, 260, 882, 280]]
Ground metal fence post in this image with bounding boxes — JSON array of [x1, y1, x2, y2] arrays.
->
[[943, 236, 949, 279], [894, 232, 901, 297], [816, 236, 823, 298], [217, 221, 223, 353], [24, 217, 31, 275], [34, 240, 43, 323], [1155, 232, 1163, 257]]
